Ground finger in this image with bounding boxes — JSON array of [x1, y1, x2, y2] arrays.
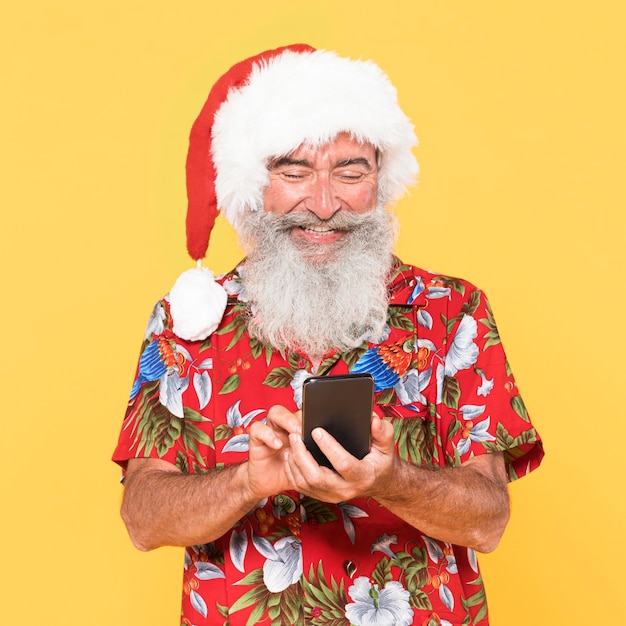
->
[[288, 432, 318, 471], [370, 415, 395, 451], [266, 405, 302, 435], [310, 428, 361, 478], [287, 434, 344, 499], [283, 446, 308, 489], [281, 449, 299, 490], [248, 421, 283, 449], [288, 433, 334, 483]]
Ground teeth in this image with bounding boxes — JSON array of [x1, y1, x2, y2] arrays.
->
[[304, 225, 333, 233]]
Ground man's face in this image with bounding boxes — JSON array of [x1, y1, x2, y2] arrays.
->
[[262, 133, 379, 255], [240, 133, 393, 357]]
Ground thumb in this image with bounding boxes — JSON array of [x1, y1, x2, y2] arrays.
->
[[371, 414, 394, 449]]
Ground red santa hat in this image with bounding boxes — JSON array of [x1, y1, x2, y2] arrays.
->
[[169, 44, 419, 341]]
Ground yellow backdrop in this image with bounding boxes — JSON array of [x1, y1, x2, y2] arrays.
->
[[2, 1, 624, 624]]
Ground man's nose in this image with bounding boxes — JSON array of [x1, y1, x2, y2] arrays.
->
[[306, 174, 341, 219]]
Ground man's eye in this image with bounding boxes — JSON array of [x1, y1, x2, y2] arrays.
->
[[336, 172, 365, 182], [280, 172, 307, 180]]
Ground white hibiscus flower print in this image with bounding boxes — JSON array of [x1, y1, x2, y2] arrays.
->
[[345, 576, 413, 626], [445, 315, 479, 376], [252, 535, 302, 593]]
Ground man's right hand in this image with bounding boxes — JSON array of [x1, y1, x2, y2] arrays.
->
[[245, 406, 299, 499]]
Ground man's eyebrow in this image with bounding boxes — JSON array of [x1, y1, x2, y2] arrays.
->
[[335, 157, 374, 169], [267, 156, 375, 170], [267, 156, 313, 169]]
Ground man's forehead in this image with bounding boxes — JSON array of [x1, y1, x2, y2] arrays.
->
[[267, 134, 378, 168]]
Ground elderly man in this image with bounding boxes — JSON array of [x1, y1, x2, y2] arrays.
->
[[113, 45, 543, 626]]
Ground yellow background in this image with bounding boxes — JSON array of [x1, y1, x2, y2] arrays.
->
[[2, 1, 624, 624]]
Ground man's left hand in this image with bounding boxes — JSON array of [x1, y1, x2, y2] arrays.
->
[[284, 413, 397, 503]]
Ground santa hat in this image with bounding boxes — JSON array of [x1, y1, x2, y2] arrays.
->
[[169, 44, 419, 341]]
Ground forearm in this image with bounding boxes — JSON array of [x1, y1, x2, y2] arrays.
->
[[121, 459, 258, 551], [373, 453, 510, 553]]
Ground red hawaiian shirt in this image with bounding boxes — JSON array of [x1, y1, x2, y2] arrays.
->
[[113, 258, 543, 626]]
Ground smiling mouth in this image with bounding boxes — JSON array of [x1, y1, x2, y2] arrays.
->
[[302, 224, 336, 234]]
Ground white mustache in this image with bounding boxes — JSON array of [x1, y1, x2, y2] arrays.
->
[[270, 209, 376, 233]]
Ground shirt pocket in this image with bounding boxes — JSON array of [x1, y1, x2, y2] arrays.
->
[[376, 401, 438, 466]]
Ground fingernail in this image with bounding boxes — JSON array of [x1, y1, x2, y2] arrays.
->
[[312, 428, 323, 441]]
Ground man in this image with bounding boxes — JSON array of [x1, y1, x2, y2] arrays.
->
[[114, 44, 543, 626]]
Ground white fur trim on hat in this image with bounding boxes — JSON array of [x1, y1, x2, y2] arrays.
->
[[211, 49, 419, 229]]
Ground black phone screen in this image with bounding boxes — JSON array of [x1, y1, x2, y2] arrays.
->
[[301, 373, 374, 469]]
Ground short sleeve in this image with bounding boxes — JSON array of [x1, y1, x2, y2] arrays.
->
[[111, 299, 216, 474], [436, 287, 543, 481]]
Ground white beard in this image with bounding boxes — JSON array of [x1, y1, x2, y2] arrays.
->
[[237, 207, 397, 359]]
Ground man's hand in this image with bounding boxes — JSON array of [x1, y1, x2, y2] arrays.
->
[[280, 410, 398, 504], [245, 407, 298, 499]]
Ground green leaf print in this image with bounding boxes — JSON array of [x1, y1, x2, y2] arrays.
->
[[267, 587, 299, 623], [505, 358, 513, 377], [154, 413, 183, 457], [460, 573, 488, 624], [494, 423, 515, 449], [480, 306, 501, 349], [446, 418, 462, 444], [460, 289, 482, 317], [214, 315, 242, 336], [370, 558, 393, 588], [388, 306, 415, 332], [445, 315, 458, 335], [485, 424, 538, 472], [214, 423, 233, 441], [183, 406, 210, 422], [246, 596, 270, 625], [392, 417, 436, 465], [393, 546, 431, 610], [410, 589, 433, 611], [215, 601, 229, 618], [376, 387, 396, 405], [130, 383, 182, 459], [199, 336, 212, 352], [339, 345, 368, 371], [302, 562, 349, 625], [230, 571, 266, 616], [316, 352, 342, 375], [249, 337, 264, 360], [262, 367, 294, 388], [281, 584, 305, 625], [182, 421, 213, 472], [225, 322, 248, 351], [234, 568, 265, 587], [511, 395, 530, 422], [218, 373, 240, 394], [287, 351, 304, 370], [442, 375, 461, 409], [175, 450, 188, 473], [301, 497, 338, 524], [502, 429, 538, 464], [230, 571, 304, 626]]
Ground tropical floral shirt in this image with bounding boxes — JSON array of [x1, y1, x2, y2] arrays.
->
[[113, 258, 543, 626]]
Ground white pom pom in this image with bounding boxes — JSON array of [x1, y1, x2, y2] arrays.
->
[[169, 267, 228, 341]]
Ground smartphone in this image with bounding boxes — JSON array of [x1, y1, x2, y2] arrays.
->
[[302, 373, 374, 469]]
